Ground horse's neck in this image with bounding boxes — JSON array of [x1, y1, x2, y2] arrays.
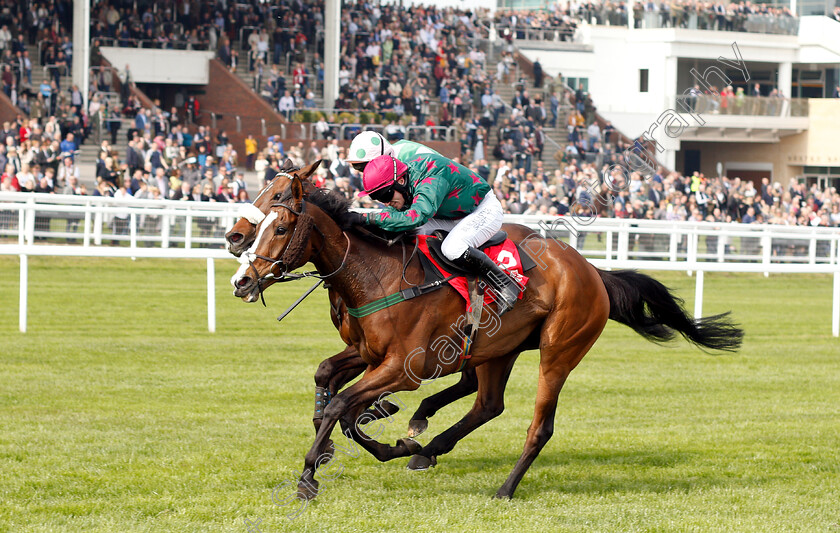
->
[[310, 212, 409, 311]]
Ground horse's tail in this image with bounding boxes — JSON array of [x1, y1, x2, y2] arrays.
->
[[597, 269, 743, 352]]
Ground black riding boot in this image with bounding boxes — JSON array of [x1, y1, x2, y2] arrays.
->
[[455, 247, 521, 315]]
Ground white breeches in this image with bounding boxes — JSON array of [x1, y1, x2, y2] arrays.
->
[[417, 192, 504, 260]]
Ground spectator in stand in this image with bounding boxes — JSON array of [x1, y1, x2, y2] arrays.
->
[[278, 90, 295, 119]]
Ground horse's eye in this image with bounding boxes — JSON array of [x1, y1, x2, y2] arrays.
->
[[275, 226, 287, 235], [273, 193, 282, 200]]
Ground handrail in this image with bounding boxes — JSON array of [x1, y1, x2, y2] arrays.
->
[[95, 36, 211, 50], [37, 38, 56, 66], [674, 94, 808, 118], [499, 25, 576, 42], [239, 25, 259, 49]]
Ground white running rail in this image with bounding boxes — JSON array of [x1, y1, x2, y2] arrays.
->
[[1, 193, 838, 336]]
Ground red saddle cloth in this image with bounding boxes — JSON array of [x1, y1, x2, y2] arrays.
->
[[416, 235, 529, 311]]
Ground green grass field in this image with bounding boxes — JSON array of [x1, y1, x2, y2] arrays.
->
[[1, 256, 838, 532]]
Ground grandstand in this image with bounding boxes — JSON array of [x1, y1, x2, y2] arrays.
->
[[0, 0, 838, 228]]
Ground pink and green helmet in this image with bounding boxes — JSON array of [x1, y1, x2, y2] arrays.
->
[[357, 155, 408, 198]]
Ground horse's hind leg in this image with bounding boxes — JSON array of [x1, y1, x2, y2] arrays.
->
[[495, 308, 605, 499], [493, 361, 569, 499], [407, 367, 478, 437], [407, 353, 519, 470]]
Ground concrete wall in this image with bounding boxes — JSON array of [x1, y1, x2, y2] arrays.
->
[[797, 98, 840, 167], [100, 47, 215, 85], [677, 132, 808, 185], [683, 99, 840, 184]]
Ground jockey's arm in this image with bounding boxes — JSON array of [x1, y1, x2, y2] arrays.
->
[[365, 180, 447, 232]]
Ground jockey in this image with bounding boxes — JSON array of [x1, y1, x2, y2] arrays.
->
[[346, 131, 439, 172], [354, 153, 521, 314]]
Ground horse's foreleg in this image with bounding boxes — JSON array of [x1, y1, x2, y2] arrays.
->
[[407, 368, 479, 438], [408, 354, 519, 470], [298, 360, 419, 500], [313, 346, 367, 432], [313, 346, 403, 435]]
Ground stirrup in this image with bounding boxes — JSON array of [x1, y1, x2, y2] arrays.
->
[[459, 247, 521, 315], [485, 271, 520, 316]]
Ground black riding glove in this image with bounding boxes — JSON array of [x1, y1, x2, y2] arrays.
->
[[345, 211, 367, 227]]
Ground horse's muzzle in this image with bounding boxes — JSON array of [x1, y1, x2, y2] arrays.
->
[[225, 231, 250, 257], [231, 273, 260, 302]]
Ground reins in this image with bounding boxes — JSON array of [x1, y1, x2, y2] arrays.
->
[[244, 198, 352, 309], [243, 183, 443, 321]]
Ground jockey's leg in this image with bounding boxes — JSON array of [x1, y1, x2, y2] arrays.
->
[[441, 193, 521, 314], [416, 218, 457, 235]]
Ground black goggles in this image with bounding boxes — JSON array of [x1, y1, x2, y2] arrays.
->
[[351, 162, 367, 172], [369, 185, 395, 203]]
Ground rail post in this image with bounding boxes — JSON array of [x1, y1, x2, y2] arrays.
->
[[694, 269, 704, 319], [83, 201, 92, 247], [19, 254, 27, 333], [185, 211, 193, 249], [833, 270, 839, 338], [207, 257, 216, 333]]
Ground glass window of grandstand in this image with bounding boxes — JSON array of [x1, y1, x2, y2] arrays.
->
[[800, 167, 840, 190], [755, 0, 831, 16], [496, 0, 546, 8], [791, 68, 837, 98], [639, 69, 649, 93], [566, 77, 588, 92], [795, 0, 834, 16]]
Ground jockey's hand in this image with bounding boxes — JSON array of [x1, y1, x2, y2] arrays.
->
[[344, 211, 367, 227]]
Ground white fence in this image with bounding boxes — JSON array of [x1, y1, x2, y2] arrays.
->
[[1, 193, 838, 337]]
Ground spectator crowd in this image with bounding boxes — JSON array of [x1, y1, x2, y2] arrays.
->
[[1, 0, 837, 235]]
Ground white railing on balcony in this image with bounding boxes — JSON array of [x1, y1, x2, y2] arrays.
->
[[1, 193, 838, 337]]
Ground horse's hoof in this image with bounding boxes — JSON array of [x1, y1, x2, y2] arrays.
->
[[297, 479, 319, 501], [397, 437, 422, 455], [407, 454, 436, 471], [407, 418, 428, 438], [493, 489, 513, 500]]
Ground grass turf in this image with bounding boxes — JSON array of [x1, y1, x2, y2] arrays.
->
[[0, 256, 838, 532]]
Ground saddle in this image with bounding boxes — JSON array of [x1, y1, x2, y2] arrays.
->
[[422, 230, 537, 278], [424, 230, 509, 277]]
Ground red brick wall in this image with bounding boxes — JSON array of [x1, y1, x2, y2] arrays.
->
[[193, 59, 289, 157], [99, 58, 156, 110], [0, 91, 25, 123], [197, 60, 460, 162]]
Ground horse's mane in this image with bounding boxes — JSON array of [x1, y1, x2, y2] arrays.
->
[[274, 166, 407, 244], [307, 188, 357, 230]]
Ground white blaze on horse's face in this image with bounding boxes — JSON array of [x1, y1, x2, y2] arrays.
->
[[230, 210, 279, 299]]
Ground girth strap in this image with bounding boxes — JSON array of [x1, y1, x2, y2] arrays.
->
[[346, 276, 455, 318]]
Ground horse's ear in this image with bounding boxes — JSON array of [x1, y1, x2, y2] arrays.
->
[[290, 176, 304, 207], [299, 159, 322, 179], [280, 158, 296, 172]]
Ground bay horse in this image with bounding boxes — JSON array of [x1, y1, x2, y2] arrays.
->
[[230, 165, 743, 500], [225, 161, 480, 438]]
